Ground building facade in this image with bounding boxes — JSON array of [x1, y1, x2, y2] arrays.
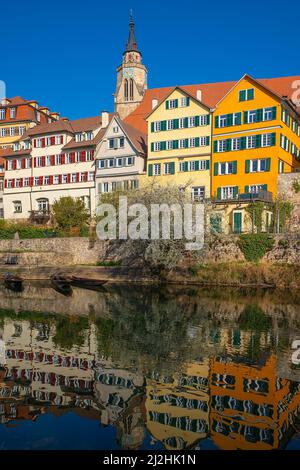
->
[[145, 87, 211, 201], [0, 96, 59, 149], [95, 114, 146, 198]]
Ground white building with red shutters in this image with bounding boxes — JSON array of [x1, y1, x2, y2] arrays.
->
[[2, 112, 109, 221]]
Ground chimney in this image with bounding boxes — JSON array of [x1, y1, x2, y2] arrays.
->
[[101, 111, 109, 128], [152, 99, 158, 109], [196, 90, 202, 101]]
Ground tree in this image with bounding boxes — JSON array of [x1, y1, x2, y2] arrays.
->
[[52, 196, 90, 231]]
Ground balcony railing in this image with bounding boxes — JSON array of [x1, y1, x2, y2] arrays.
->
[[28, 209, 51, 224], [213, 190, 273, 204]]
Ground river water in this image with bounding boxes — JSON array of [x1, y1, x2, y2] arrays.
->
[[0, 282, 300, 450]]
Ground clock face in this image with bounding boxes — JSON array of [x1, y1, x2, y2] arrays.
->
[[123, 67, 134, 79]]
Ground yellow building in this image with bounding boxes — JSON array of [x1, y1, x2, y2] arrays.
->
[[145, 87, 211, 201], [212, 74, 300, 205]]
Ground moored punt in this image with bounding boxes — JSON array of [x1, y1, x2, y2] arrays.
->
[[68, 276, 107, 291], [50, 273, 73, 296], [3, 273, 23, 292]]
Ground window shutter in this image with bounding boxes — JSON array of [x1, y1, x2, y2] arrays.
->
[[39, 176, 43, 186], [67, 174, 71, 183], [49, 175, 53, 185], [13, 160, 17, 170], [244, 111, 248, 124], [173, 119, 179, 129], [245, 160, 250, 173], [226, 139, 232, 151], [29, 177, 33, 187], [80, 150, 86, 162], [60, 136, 63, 144], [148, 164, 153, 176], [194, 160, 199, 171], [195, 115, 200, 127], [206, 159, 210, 170], [227, 114, 233, 126], [151, 122, 154, 132], [256, 134, 262, 148], [206, 136, 210, 146], [266, 158, 271, 171], [239, 90, 246, 102], [184, 117, 189, 128], [248, 89, 254, 100], [186, 97, 190, 106], [41, 138, 45, 148], [173, 140, 178, 149], [245, 185, 249, 193], [240, 137, 246, 150], [51, 155, 56, 165], [233, 186, 238, 198], [61, 153, 65, 164], [257, 109, 263, 122], [217, 187, 221, 199], [4, 179, 7, 189], [166, 101, 169, 110], [213, 141, 218, 152], [184, 161, 189, 172], [175, 99, 178, 108], [262, 184, 268, 191], [215, 116, 219, 128], [161, 120, 167, 131], [161, 141, 166, 151], [50, 136, 55, 145], [34, 157, 37, 168], [170, 162, 175, 174], [151, 143, 154, 152], [206, 114, 210, 125], [33, 139, 36, 148], [21, 158, 25, 169], [42, 156, 46, 167], [232, 161, 237, 174], [195, 137, 200, 147], [214, 163, 218, 176], [184, 138, 189, 148], [271, 133, 276, 146], [236, 112, 242, 125]]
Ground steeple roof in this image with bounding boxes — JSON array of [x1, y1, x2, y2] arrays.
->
[[125, 13, 139, 53]]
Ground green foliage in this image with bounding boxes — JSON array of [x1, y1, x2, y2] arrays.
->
[[96, 260, 122, 266], [292, 179, 300, 193], [238, 233, 274, 262], [239, 304, 272, 331], [53, 316, 89, 350], [270, 200, 294, 233], [52, 196, 90, 231], [245, 202, 265, 233], [0, 220, 57, 239]]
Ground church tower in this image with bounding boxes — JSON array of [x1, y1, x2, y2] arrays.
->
[[114, 14, 147, 119]]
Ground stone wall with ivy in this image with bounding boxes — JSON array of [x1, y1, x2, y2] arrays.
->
[[278, 173, 300, 232]]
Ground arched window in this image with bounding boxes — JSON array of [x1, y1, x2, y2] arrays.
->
[[124, 79, 128, 101], [129, 79, 134, 101], [37, 198, 49, 213]]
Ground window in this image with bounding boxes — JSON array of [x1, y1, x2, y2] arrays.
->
[[249, 184, 267, 193], [246, 135, 256, 149], [36, 156, 43, 167], [46, 155, 51, 166], [13, 201, 22, 213], [188, 116, 196, 128], [218, 140, 227, 152], [34, 177, 40, 186], [85, 131, 93, 141], [116, 158, 123, 166], [44, 176, 50, 185], [221, 186, 237, 200], [189, 138, 196, 148], [53, 175, 59, 184], [167, 99, 177, 109], [131, 179, 139, 189], [232, 138, 240, 151], [24, 177, 29, 187], [262, 133, 273, 147], [199, 115, 208, 126], [62, 174, 68, 183], [179, 118, 185, 129], [10, 127, 15, 136], [88, 172, 94, 181], [75, 133, 83, 142], [248, 110, 257, 123], [164, 162, 174, 175], [153, 163, 161, 175], [179, 139, 185, 149], [153, 121, 161, 132], [180, 97, 188, 107], [37, 198, 49, 212], [219, 161, 234, 175], [249, 158, 268, 172], [113, 126, 119, 133], [0, 109, 5, 120], [166, 120, 174, 130], [108, 159, 114, 168], [20, 127, 26, 136], [10, 108, 16, 119], [119, 137, 125, 148], [55, 154, 61, 165], [166, 140, 173, 150], [192, 186, 205, 201], [127, 156, 134, 165], [55, 135, 62, 145], [71, 173, 77, 183], [219, 115, 227, 127], [239, 88, 254, 101], [154, 142, 161, 152], [36, 138, 42, 148], [103, 182, 109, 192], [263, 107, 273, 121], [98, 160, 106, 169], [15, 179, 21, 188]]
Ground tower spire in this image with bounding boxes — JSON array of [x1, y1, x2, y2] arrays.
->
[[125, 11, 139, 53]]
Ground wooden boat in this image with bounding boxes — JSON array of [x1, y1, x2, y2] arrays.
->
[[4, 273, 23, 292], [50, 273, 73, 296], [68, 276, 107, 290]]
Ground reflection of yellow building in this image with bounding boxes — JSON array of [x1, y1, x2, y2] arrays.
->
[[145, 359, 210, 449], [145, 87, 211, 201]]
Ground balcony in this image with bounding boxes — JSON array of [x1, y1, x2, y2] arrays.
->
[[213, 190, 273, 205], [28, 210, 51, 224]]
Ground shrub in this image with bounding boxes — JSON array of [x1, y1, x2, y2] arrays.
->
[[237, 233, 274, 262], [52, 196, 90, 231]]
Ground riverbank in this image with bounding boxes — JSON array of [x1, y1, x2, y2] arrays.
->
[[1, 261, 300, 288]]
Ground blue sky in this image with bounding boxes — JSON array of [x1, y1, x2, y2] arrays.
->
[[1, 0, 299, 119]]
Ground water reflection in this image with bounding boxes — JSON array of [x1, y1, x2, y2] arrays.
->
[[0, 283, 300, 449]]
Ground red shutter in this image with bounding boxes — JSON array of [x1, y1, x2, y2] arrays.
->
[[41, 138, 46, 148], [29, 177, 34, 187], [21, 159, 25, 169], [67, 174, 71, 183], [13, 160, 17, 170], [58, 175, 62, 184], [5, 160, 8, 171], [61, 153, 65, 164], [90, 149, 95, 159], [70, 152, 75, 163], [39, 176, 43, 186], [60, 135, 63, 144], [84, 171, 88, 182], [11, 179, 15, 188], [51, 155, 55, 166], [50, 136, 55, 145], [33, 157, 37, 168], [4, 179, 7, 189], [19, 178, 23, 188], [49, 175, 53, 185], [42, 156, 46, 167], [80, 150, 86, 162], [33, 139, 36, 148], [76, 172, 80, 183]]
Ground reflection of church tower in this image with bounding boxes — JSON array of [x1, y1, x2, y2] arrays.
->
[[114, 14, 147, 119]]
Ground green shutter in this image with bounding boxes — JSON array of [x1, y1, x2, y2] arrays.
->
[[232, 161, 237, 174], [195, 137, 200, 147], [151, 143, 154, 152], [226, 139, 232, 151], [271, 133, 276, 146], [214, 163, 218, 176], [233, 186, 239, 197], [215, 116, 219, 128], [236, 112, 242, 125], [240, 137, 246, 150], [256, 134, 262, 148], [245, 160, 250, 173], [184, 161, 189, 172], [206, 136, 210, 146], [166, 101, 169, 110], [148, 164, 153, 176], [256, 109, 263, 122], [184, 117, 189, 128], [245, 185, 249, 193], [262, 184, 268, 191], [217, 187, 222, 199], [175, 99, 178, 108], [170, 162, 175, 174], [151, 122, 154, 132], [227, 114, 233, 126], [161, 141, 166, 150], [173, 140, 178, 149], [161, 120, 166, 131], [214, 141, 218, 152], [248, 88, 254, 100], [272, 106, 277, 120], [244, 111, 248, 124], [195, 115, 200, 127], [239, 90, 246, 102], [206, 159, 210, 170], [206, 114, 210, 125], [266, 158, 271, 171], [194, 160, 199, 171], [186, 97, 190, 106], [173, 119, 179, 129], [184, 138, 189, 148]]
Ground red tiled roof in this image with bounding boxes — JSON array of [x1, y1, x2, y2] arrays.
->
[[124, 75, 300, 133], [121, 119, 147, 155]]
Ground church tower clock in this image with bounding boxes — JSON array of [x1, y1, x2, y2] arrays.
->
[[114, 14, 147, 119]]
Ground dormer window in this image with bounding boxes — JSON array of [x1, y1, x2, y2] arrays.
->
[[36, 111, 41, 122], [24, 141, 30, 150], [75, 133, 83, 142], [13, 143, 20, 151], [10, 107, 16, 119], [85, 131, 93, 141]]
